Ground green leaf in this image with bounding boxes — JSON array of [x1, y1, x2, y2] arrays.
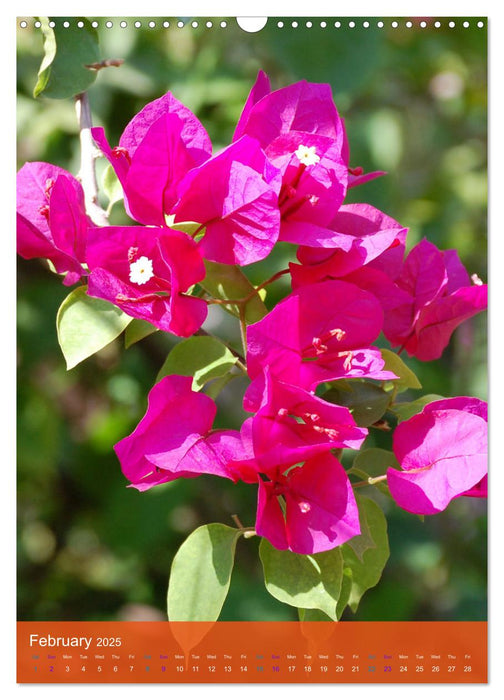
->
[[202, 261, 268, 324], [391, 394, 445, 423], [352, 447, 400, 479], [165, 218, 202, 237], [322, 380, 391, 427], [124, 318, 157, 348], [345, 501, 377, 562], [335, 568, 353, 619], [102, 163, 124, 210], [34, 17, 100, 99], [201, 372, 237, 400], [298, 608, 333, 621], [380, 348, 422, 393], [340, 495, 390, 613], [56, 286, 132, 369], [259, 540, 344, 620], [349, 447, 398, 499], [167, 524, 240, 621], [156, 335, 237, 390]]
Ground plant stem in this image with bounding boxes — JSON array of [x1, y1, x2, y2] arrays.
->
[[75, 92, 109, 226], [353, 474, 388, 488], [231, 514, 244, 529], [239, 305, 248, 357], [235, 358, 248, 374], [231, 514, 256, 538], [205, 268, 290, 309], [248, 267, 290, 299]]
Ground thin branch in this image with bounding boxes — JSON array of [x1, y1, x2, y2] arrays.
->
[[352, 474, 388, 489], [75, 92, 109, 227], [238, 305, 248, 357], [85, 58, 124, 71]]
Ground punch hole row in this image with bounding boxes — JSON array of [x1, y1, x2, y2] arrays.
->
[[275, 19, 485, 29], [18, 18, 486, 30], [19, 19, 229, 29]]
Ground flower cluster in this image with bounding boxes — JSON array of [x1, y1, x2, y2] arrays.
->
[[17, 72, 488, 556]]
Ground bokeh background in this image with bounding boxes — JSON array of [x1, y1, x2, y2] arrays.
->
[[16, 16, 487, 622]]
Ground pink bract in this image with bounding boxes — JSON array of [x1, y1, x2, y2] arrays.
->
[[114, 375, 244, 491], [232, 368, 367, 477], [91, 91, 212, 226], [232, 76, 351, 240], [417, 396, 488, 500], [172, 135, 282, 265], [290, 203, 407, 281], [255, 453, 361, 554], [387, 396, 488, 514], [119, 92, 212, 158], [245, 279, 395, 405], [384, 238, 488, 361], [271, 132, 349, 235], [233, 70, 271, 142], [16, 162, 88, 285], [234, 78, 345, 147], [86, 225, 207, 336], [122, 112, 211, 226]]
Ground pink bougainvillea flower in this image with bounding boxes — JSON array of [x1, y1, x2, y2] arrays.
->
[[231, 368, 367, 478], [288, 205, 413, 337], [234, 78, 345, 147], [418, 396, 488, 500], [289, 203, 408, 282], [233, 70, 271, 142], [244, 279, 396, 409], [17, 162, 88, 285], [232, 77, 350, 241], [91, 92, 212, 226], [386, 396, 488, 515], [172, 135, 282, 265], [255, 453, 361, 554], [270, 133, 349, 236], [86, 225, 207, 336], [383, 238, 487, 361], [114, 375, 244, 491], [233, 74, 385, 244]]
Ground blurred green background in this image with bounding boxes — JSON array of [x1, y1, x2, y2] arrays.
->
[[16, 16, 487, 622]]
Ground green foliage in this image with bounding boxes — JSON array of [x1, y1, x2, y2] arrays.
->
[[298, 608, 333, 621], [259, 540, 344, 620], [165, 219, 203, 238], [56, 286, 132, 369], [101, 163, 124, 211], [323, 380, 390, 427], [202, 261, 268, 323], [349, 447, 398, 498], [156, 335, 237, 390], [381, 348, 422, 393], [167, 524, 240, 621], [340, 495, 390, 613], [391, 394, 445, 422], [351, 447, 400, 479], [124, 318, 157, 348], [34, 17, 100, 99]]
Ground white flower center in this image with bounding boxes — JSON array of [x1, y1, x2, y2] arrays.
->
[[295, 144, 320, 166], [129, 256, 154, 285]]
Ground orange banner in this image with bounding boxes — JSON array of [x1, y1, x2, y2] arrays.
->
[[17, 620, 487, 683]]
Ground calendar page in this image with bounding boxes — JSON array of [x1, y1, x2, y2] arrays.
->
[[16, 14, 488, 686]]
